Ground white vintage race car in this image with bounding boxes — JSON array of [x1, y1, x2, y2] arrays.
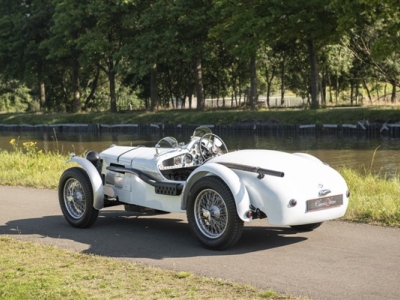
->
[[58, 126, 349, 250]]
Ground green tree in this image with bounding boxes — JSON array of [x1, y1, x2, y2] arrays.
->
[[129, 0, 213, 111], [211, 0, 266, 110], [0, 0, 55, 110], [265, 0, 341, 109], [335, 0, 400, 102], [75, 0, 132, 112]]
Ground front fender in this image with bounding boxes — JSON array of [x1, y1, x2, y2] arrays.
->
[[182, 162, 251, 222], [68, 157, 104, 210]]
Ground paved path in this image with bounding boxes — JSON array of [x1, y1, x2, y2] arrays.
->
[[1, 186, 399, 300]]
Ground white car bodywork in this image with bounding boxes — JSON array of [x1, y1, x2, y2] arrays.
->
[[59, 126, 349, 250]]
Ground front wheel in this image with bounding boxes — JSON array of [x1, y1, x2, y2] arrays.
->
[[58, 167, 99, 228], [186, 176, 243, 250], [290, 222, 323, 232]]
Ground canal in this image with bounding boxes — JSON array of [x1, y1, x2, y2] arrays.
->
[[0, 128, 399, 177]]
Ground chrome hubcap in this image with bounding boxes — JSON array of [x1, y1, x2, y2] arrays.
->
[[195, 189, 227, 239], [63, 178, 86, 219]]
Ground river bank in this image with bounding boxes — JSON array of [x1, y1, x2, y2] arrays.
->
[[1, 106, 400, 126], [1, 107, 400, 137]]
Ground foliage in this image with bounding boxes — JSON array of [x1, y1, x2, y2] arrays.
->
[[0, 1, 400, 112], [0, 80, 34, 112]]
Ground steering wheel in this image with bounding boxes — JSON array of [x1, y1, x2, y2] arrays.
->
[[199, 133, 228, 161]]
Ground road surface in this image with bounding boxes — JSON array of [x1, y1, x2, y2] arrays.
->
[[1, 186, 399, 300]]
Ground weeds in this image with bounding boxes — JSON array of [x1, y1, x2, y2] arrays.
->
[[340, 167, 400, 226], [0, 139, 69, 189]]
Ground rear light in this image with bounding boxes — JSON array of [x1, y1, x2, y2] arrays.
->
[[245, 210, 253, 218]]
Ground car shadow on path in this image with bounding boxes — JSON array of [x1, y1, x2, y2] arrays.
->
[[0, 210, 307, 259]]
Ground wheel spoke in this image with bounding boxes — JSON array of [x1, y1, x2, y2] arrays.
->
[[194, 189, 228, 239], [64, 178, 86, 219]]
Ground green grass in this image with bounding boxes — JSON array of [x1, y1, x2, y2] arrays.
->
[[1, 106, 400, 126], [0, 237, 296, 300], [340, 167, 400, 226], [0, 140, 73, 188]]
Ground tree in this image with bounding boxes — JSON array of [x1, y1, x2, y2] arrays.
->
[[73, 0, 133, 112], [211, 0, 266, 110], [263, 0, 342, 109], [334, 0, 400, 103], [0, 0, 55, 110], [44, 0, 93, 112], [124, 0, 213, 111]]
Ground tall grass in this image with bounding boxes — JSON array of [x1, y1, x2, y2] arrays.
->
[[0, 138, 399, 226], [340, 167, 400, 226], [0, 138, 70, 189]]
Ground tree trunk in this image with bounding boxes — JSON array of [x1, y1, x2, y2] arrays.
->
[[265, 66, 275, 108], [109, 70, 117, 112], [384, 84, 387, 102], [150, 63, 158, 111], [362, 80, 372, 103], [83, 68, 100, 111], [249, 54, 257, 110], [266, 83, 271, 108], [335, 74, 339, 105], [320, 72, 326, 106], [391, 79, 397, 103], [327, 73, 333, 103], [72, 64, 81, 113], [280, 60, 285, 106], [307, 39, 319, 109], [194, 56, 204, 110], [350, 82, 354, 106], [40, 83, 46, 110]]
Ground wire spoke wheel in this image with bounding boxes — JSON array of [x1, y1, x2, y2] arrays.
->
[[194, 189, 228, 239], [58, 167, 99, 228], [187, 176, 243, 250], [63, 178, 86, 219]]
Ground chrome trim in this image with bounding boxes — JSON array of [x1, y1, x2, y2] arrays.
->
[[318, 189, 331, 197]]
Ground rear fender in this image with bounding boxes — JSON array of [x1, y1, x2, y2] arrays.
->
[[68, 157, 104, 210], [182, 162, 251, 222]]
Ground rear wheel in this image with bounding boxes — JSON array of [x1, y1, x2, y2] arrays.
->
[[58, 167, 99, 228], [186, 176, 243, 250], [290, 222, 323, 231]]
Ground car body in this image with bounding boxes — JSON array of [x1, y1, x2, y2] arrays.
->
[[58, 126, 349, 250]]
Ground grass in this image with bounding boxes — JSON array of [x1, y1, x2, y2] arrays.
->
[[0, 237, 295, 300], [1, 106, 400, 126], [341, 167, 400, 226], [0, 139, 73, 188]]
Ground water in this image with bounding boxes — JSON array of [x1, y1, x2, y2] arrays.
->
[[1, 130, 400, 177]]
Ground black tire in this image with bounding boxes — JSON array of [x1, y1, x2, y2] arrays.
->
[[290, 222, 323, 232], [58, 167, 99, 228], [186, 176, 244, 250]]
